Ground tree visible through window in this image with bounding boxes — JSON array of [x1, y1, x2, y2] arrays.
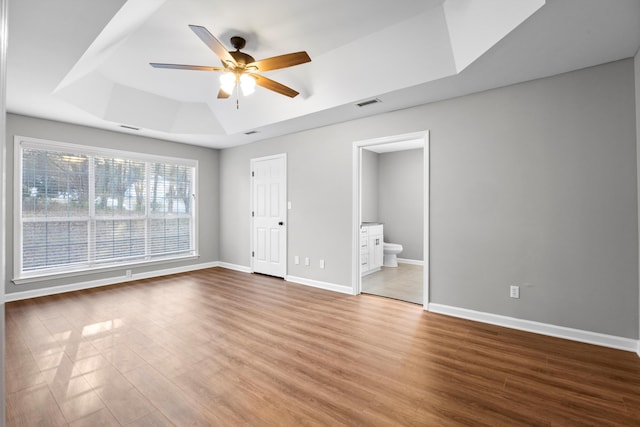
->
[[17, 138, 197, 277]]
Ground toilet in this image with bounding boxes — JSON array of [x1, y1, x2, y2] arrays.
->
[[383, 242, 403, 267]]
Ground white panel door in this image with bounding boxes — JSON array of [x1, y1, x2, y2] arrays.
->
[[251, 154, 286, 278]]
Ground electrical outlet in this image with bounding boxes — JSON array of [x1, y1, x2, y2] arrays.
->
[[319, 259, 325, 269], [304, 257, 310, 266], [510, 285, 520, 299], [126, 269, 132, 278], [294, 256, 299, 265]]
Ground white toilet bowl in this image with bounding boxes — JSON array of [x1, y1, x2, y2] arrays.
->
[[383, 242, 403, 267]]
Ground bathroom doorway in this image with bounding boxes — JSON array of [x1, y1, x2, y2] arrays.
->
[[352, 131, 429, 306]]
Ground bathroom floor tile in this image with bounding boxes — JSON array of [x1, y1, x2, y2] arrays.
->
[[362, 263, 423, 304]]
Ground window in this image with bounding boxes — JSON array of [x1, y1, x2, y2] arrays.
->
[[15, 136, 197, 279]]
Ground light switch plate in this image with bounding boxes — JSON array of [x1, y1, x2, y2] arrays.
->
[[510, 285, 520, 299]]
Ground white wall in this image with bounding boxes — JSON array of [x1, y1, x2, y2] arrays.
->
[[5, 114, 221, 295], [220, 59, 638, 339]]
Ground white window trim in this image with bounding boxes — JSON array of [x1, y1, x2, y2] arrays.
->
[[13, 135, 199, 281]]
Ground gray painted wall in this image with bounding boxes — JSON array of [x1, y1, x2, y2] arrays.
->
[[220, 59, 638, 339], [361, 148, 379, 223], [220, 129, 353, 285], [5, 114, 220, 295], [635, 49, 640, 350], [378, 148, 424, 261], [1, 0, 6, 420]]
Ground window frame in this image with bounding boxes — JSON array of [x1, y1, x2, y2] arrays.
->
[[13, 135, 199, 282]]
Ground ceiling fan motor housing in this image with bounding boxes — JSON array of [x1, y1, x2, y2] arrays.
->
[[230, 36, 246, 49], [227, 36, 255, 66], [229, 50, 255, 67]]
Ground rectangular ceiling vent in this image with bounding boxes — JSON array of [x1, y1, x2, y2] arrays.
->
[[356, 98, 381, 108], [244, 130, 259, 135], [120, 124, 140, 131]]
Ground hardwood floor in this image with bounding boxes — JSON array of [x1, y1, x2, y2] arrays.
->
[[5, 267, 640, 426]]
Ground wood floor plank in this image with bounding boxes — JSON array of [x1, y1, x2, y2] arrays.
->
[[5, 267, 640, 426]]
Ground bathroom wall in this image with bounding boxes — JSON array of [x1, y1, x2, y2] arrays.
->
[[361, 148, 379, 222], [378, 148, 424, 261]]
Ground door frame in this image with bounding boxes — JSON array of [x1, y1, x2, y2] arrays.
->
[[351, 131, 430, 308], [250, 153, 288, 277]]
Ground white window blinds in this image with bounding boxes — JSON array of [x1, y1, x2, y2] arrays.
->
[[16, 137, 197, 278]]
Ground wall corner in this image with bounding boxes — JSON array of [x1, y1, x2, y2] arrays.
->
[[635, 48, 640, 355]]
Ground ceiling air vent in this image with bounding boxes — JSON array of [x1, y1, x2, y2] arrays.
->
[[120, 124, 140, 131], [356, 98, 381, 108], [244, 130, 259, 135]]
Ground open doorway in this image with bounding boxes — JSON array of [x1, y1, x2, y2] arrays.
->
[[352, 131, 429, 307]]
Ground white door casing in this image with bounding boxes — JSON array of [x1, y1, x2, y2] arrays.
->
[[251, 154, 287, 278], [352, 131, 429, 307]]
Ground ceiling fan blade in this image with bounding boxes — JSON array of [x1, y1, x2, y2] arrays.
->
[[252, 74, 300, 98], [150, 63, 226, 72], [188, 25, 237, 67], [217, 88, 231, 99], [248, 52, 311, 72]]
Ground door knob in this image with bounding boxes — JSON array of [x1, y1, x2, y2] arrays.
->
[[278, 221, 284, 226]]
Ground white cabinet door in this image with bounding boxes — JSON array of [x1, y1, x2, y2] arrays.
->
[[360, 229, 369, 273], [369, 233, 383, 269], [372, 233, 384, 268], [361, 224, 383, 275]]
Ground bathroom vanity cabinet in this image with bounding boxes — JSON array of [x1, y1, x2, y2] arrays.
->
[[361, 223, 383, 275]]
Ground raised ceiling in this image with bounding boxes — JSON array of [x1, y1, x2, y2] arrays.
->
[[6, 0, 640, 148]]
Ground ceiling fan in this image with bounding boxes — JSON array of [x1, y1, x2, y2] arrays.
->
[[150, 25, 311, 99]]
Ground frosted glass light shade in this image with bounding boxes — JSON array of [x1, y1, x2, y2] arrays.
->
[[240, 74, 256, 96], [219, 72, 236, 95]]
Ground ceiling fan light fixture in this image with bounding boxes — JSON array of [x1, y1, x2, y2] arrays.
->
[[240, 74, 256, 96], [220, 72, 236, 95], [152, 25, 311, 99]]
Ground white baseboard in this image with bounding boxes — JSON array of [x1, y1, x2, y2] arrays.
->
[[429, 303, 639, 353], [397, 258, 424, 266], [5, 261, 352, 302], [216, 262, 252, 273], [5, 262, 219, 302], [285, 275, 354, 295]]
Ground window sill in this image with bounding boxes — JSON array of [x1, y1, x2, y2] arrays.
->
[[12, 254, 200, 285]]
